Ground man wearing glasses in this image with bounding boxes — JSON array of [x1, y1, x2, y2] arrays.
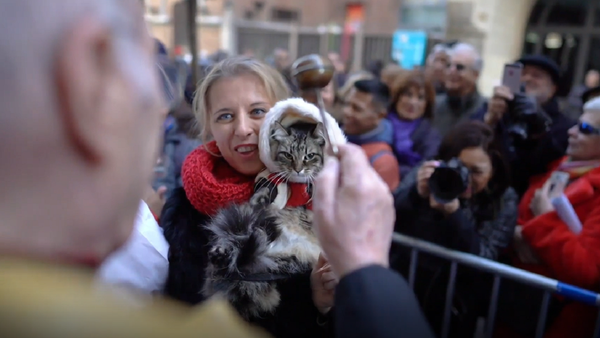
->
[[432, 42, 487, 137]]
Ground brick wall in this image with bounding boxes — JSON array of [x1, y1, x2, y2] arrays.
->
[[147, 0, 401, 53]]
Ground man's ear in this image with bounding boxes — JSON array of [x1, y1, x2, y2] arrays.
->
[[270, 121, 289, 142], [54, 16, 116, 165]]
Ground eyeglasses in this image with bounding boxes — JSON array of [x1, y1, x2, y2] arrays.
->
[[447, 63, 467, 71], [578, 122, 600, 135]]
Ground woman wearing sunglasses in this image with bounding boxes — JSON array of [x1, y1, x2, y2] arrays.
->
[[495, 97, 600, 338]]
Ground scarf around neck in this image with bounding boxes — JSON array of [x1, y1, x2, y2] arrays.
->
[[181, 141, 255, 216], [557, 158, 600, 180], [387, 112, 422, 167]]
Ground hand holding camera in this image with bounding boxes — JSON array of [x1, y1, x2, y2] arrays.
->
[[416, 161, 440, 198], [417, 159, 469, 215]]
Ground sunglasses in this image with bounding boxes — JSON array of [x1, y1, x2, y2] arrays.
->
[[578, 122, 600, 135], [447, 63, 467, 71]]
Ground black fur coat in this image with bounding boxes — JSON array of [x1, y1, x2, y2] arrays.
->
[[161, 188, 333, 338]]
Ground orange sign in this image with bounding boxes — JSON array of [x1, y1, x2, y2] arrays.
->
[[341, 4, 364, 61], [344, 4, 365, 34]]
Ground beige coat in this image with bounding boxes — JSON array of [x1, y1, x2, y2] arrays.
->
[[0, 258, 270, 338]]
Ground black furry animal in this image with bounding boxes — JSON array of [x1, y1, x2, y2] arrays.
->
[[161, 188, 332, 338], [202, 202, 320, 319]]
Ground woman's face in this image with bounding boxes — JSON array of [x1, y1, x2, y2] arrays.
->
[[458, 146, 493, 198], [395, 85, 426, 121], [207, 74, 273, 175], [566, 110, 600, 161]]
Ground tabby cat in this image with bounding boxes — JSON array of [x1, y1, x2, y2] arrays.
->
[[202, 121, 326, 319]]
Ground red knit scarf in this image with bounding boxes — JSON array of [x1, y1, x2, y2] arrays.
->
[[181, 141, 255, 216]]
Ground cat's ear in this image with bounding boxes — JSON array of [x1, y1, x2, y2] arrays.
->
[[313, 123, 326, 146], [271, 121, 289, 142]]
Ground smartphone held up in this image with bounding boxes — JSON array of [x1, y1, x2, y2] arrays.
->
[[502, 63, 523, 94]]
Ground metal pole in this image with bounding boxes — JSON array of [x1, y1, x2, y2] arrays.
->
[[187, 0, 199, 87]]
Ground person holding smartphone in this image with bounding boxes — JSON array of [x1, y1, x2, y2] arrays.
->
[[471, 55, 576, 197]]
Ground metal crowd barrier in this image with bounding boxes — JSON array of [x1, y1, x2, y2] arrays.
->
[[392, 233, 600, 338]]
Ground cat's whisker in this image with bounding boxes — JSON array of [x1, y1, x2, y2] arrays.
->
[[254, 171, 287, 195]]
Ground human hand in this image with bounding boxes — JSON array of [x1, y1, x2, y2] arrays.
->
[[417, 161, 441, 198], [144, 185, 167, 218], [313, 143, 395, 279], [513, 226, 541, 264], [310, 254, 337, 314], [429, 195, 460, 215], [530, 179, 555, 217], [484, 86, 512, 126]]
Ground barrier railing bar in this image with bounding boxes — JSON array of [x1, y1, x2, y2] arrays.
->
[[485, 275, 501, 338], [392, 233, 600, 306], [594, 309, 600, 338], [408, 248, 418, 289], [534, 291, 551, 338], [441, 261, 458, 338]]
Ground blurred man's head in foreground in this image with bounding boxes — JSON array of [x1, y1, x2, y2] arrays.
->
[[0, 0, 165, 265]]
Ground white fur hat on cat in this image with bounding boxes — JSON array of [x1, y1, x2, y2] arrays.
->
[[259, 97, 346, 173]]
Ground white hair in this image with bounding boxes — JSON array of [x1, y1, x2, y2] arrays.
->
[[426, 43, 449, 64], [584, 96, 600, 112], [0, 0, 147, 124], [449, 43, 483, 72]]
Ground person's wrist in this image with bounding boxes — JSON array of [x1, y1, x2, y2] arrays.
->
[[332, 252, 389, 279]]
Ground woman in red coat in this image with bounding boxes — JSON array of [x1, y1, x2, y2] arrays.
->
[[498, 97, 600, 338]]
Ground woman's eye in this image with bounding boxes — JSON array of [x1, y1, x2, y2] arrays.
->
[[216, 113, 232, 121], [251, 108, 267, 116]]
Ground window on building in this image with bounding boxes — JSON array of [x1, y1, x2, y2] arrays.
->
[[524, 0, 597, 98], [594, 6, 600, 26], [588, 38, 600, 73], [545, 1, 587, 26], [198, 0, 210, 15], [542, 33, 580, 96], [271, 8, 300, 23], [523, 32, 541, 54], [144, 0, 168, 16]]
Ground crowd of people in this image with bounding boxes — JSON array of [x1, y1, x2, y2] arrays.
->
[[2, 1, 600, 338]]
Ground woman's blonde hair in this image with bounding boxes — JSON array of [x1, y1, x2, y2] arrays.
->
[[193, 56, 290, 144]]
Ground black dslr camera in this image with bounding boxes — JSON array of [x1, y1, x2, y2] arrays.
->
[[505, 90, 552, 142], [428, 158, 470, 203]]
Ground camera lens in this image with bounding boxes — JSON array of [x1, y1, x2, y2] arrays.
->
[[428, 159, 470, 203]]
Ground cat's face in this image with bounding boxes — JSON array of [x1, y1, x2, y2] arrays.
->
[[270, 122, 326, 182]]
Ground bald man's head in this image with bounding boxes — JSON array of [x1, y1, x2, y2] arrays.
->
[[0, 0, 165, 264]]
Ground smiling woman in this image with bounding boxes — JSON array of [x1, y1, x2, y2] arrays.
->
[[161, 56, 335, 338]]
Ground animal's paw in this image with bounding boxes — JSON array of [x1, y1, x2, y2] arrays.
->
[[208, 245, 232, 269]]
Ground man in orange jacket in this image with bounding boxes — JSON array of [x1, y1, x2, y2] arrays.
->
[[342, 79, 401, 191]]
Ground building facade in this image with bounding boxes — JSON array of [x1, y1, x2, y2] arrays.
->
[[145, 0, 599, 96]]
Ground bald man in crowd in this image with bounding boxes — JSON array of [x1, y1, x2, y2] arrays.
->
[[0, 1, 266, 337]]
